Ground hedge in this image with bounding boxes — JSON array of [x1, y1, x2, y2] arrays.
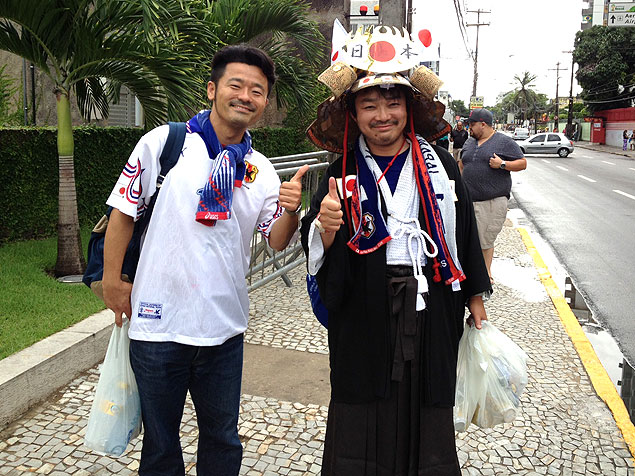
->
[[0, 125, 314, 243]]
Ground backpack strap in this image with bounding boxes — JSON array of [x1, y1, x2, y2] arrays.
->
[[136, 121, 187, 230], [157, 121, 187, 189]]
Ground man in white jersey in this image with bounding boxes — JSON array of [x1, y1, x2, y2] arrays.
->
[[102, 45, 306, 476]]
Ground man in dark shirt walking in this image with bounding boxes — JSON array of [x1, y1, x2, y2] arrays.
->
[[460, 108, 527, 283], [450, 121, 468, 162]]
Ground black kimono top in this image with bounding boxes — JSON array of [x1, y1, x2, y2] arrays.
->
[[300, 144, 491, 405]]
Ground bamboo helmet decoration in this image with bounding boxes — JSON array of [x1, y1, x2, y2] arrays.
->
[[307, 23, 450, 154]]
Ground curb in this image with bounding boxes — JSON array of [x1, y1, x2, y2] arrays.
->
[[518, 227, 635, 459], [0, 309, 113, 430], [575, 143, 635, 160]]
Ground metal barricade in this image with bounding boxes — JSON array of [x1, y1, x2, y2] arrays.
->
[[246, 151, 330, 292]]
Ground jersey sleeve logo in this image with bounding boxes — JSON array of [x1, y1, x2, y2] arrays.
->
[[119, 157, 144, 205]]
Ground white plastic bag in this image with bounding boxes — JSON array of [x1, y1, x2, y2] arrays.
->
[[84, 320, 142, 456], [454, 321, 528, 431]]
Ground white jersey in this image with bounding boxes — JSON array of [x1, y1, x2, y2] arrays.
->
[[107, 125, 283, 346]]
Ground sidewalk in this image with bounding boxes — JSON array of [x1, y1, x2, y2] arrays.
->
[[1, 221, 634, 475], [575, 141, 635, 160]]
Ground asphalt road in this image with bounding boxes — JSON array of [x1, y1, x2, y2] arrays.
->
[[511, 147, 635, 364]]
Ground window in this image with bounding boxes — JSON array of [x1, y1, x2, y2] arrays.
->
[[548, 134, 561, 142], [530, 135, 545, 143]]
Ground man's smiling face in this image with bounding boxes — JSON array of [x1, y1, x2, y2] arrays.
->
[[207, 62, 269, 131]]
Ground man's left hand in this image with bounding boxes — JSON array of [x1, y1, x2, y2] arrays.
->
[[279, 164, 309, 214], [489, 153, 504, 169]]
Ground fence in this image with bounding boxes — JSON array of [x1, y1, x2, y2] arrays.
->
[[245, 151, 331, 292]]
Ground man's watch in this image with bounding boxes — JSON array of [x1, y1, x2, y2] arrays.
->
[[499, 161, 506, 170], [285, 203, 303, 216]]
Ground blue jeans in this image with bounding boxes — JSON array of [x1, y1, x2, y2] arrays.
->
[[129, 334, 244, 476]]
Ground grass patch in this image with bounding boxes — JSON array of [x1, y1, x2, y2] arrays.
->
[[0, 227, 105, 360]]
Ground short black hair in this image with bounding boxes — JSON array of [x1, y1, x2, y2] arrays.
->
[[209, 44, 277, 97]]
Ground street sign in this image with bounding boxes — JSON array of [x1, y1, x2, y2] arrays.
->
[[609, 2, 635, 13], [608, 3, 635, 26], [470, 96, 484, 109]]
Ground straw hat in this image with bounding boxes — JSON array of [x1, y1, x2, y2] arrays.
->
[[307, 24, 450, 153]]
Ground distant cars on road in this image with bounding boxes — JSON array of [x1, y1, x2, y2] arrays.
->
[[518, 132, 574, 157], [513, 127, 530, 140]]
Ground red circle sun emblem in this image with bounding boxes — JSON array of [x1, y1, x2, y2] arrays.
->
[[368, 41, 396, 62]]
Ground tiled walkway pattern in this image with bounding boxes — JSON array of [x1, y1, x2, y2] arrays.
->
[[0, 223, 633, 475]]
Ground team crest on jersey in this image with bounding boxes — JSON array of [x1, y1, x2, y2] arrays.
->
[[361, 212, 375, 238], [244, 161, 258, 183]]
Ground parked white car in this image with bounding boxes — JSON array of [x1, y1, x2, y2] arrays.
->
[[517, 133, 574, 157]]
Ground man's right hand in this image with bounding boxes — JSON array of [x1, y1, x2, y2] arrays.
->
[[103, 278, 133, 327], [319, 177, 344, 232]]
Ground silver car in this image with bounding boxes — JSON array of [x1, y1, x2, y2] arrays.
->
[[518, 132, 574, 157], [513, 127, 530, 140]]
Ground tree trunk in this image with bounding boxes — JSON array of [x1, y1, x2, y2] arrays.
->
[[54, 91, 85, 277]]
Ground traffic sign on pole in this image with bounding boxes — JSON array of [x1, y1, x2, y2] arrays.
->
[[608, 3, 635, 26]]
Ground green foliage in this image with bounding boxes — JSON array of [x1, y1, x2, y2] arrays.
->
[[450, 99, 469, 118], [251, 126, 315, 157], [574, 26, 635, 112], [0, 64, 21, 125], [0, 226, 105, 360], [0, 125, 312, 242]]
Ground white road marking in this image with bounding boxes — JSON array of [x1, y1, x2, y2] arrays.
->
[[630, 168, 635, 172], [578, 175, 596, 183], [602, 161, 616, 165], [542, 159, 551, 164], [614, 190, 635, 200], [556, 166, 569, 172]]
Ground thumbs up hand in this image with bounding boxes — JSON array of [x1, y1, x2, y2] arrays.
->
[[279, 164, 309, 215], [318, 177, 343, 233]]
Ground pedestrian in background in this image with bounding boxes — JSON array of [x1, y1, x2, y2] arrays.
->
[[450, 121, 469, 162], [623, 130, 629, 151], [436, 131, 450, 150], [460, 108, 527, 284], [629, 130, 634, 151], [102, 45, 306, 476]]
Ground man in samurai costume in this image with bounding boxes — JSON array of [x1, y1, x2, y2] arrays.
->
[[300, 25, 492, 476]]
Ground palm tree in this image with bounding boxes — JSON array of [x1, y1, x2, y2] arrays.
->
[[511, 72, 537, 122], [0, 0, 325, 276]]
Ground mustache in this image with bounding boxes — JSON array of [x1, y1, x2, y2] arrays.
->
[[370, 119, 399, 128], [229, 100, 255, 111]]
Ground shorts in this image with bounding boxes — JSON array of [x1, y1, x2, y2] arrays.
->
[[473, 196, 508, 249], [452, 147, 462, 162]]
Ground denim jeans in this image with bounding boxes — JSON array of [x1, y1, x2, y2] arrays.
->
[[129, 334, 244, 476]]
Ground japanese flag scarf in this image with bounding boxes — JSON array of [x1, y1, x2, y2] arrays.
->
[[347, 133, 465, 286], [186, 110, 251, 226]]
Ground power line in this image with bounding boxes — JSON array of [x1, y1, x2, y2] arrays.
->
[[452, 0, 472, 60]]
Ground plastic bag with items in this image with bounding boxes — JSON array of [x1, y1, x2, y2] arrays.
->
[[84, 320, 142, 456], [454, 320, 528, 432]]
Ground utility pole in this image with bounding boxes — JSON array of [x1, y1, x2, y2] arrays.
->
[[548, 62, 567, 132], [379, 0, 406, 29], [563, 50, 576, 139], [467, 9, 490, 98]]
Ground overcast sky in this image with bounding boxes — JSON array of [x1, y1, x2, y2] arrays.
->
[[411, 0, 586, 107]]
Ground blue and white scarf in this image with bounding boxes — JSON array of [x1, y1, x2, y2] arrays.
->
[[186, 110, 251, 226], [347, 133, 465, 286]]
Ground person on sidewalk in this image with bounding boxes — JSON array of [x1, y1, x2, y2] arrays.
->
[[450, 121, 469, 162], [623, 130, 629, 151], [301, 26, 491, 476], [102, 45, 307, 476], [629, 129, 635, 151], [460, 108, 527, 283]]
